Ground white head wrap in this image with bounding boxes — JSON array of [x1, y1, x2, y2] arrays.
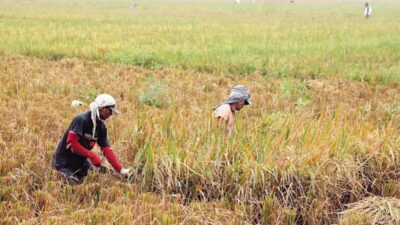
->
[[89, 94, 118, 139]]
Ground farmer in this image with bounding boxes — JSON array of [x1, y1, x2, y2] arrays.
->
[[364, 2, 372, 19], [53, 94, 131, 184], [213, 85, 251, 138]]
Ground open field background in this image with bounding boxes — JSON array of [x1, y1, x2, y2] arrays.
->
[[1, 0, 400, 81], [1, 0, 400, 224]]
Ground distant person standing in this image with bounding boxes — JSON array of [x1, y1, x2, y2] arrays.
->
[[213, 85, 251, 139], [364, 2, 372, 19], [131, 3, 137, 11]]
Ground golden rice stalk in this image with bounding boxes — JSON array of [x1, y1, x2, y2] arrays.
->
[[339, 196, 400, 225]]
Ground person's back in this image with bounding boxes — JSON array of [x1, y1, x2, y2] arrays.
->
[[53, 110, 108, 171], [213, 103, 234, 122], [213, 103, 235, 138], [213, 85, 251, 138]]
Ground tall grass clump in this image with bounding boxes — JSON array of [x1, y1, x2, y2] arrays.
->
[[138, 76, 170, 108]]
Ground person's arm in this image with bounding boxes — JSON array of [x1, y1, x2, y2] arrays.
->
[[216, 116, 225, 128], [216, 116, 233, 138], [66, 131, 102, 166], [101, 147, 131, 176], [225, 115, 235, 139], [97, 125, 131, 176], [101, 146, 122, 172], [214, 105, 234, 138]]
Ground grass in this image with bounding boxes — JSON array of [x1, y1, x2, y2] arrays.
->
[[2, 0, 400, 224], [138, 76, 170, 108], [1, 55, 400, 224], [0, 0, 400, 80]]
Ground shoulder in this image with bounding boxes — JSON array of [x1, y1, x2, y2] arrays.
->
[[213, 103, 230, 113], [97, 120, 108, 132], [72, 111, 90, 122], [215, 103, 230, 111], [213, 104, 232, 120], [74, 111, 90, 119]]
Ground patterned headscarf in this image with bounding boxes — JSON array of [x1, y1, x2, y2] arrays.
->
[[214, 85, 251, 110]]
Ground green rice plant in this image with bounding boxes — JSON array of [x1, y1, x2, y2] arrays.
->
[[263, 195, 279, 225], [153, 210, 177, 225], [283, 208, 297, 225], [280, 80, 311, 103], [138, 76, 170, 108], [81, 89, 99, 103]]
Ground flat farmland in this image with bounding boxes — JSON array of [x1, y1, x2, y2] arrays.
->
[[0, 0, 399, 80], [1, 0, 400, 224]]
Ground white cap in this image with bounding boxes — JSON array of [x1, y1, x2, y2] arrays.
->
[[94, 94, 120, 114], [89, 94, 120, 139]]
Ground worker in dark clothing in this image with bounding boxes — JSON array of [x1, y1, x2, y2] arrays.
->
[[53, 94, 131, 184]]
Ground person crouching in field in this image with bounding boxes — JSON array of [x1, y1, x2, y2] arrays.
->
[[52, 94, 131, 185], [213, 85, 251, 139]]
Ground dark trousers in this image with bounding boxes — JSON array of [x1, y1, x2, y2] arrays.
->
[[53, 161, 93, 185]]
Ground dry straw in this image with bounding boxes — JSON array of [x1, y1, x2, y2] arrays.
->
[[340, 196, 400, 225], [2, 55, 400, 224]]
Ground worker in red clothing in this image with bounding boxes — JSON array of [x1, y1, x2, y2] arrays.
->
[[53, 94, 131, 184]]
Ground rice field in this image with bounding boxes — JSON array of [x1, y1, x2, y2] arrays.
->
[[1, 0, 400, 224], [1, 0, 400, 80]]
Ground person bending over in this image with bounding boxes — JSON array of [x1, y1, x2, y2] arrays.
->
[[53, 94, 131, 184], [213, 85, 251, 138]]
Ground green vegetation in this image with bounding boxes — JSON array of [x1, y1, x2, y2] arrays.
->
[[1, 0, 400, 224], [138, 76, 170, 108], [0, 0, 399, 80]]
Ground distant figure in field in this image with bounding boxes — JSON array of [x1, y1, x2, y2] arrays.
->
[[213, 85, 251, 139], [235, 0, 240, 4], [131, 3, 137, 11], [364, 2, 372, 19], [53, 94, 132, 185], [71, 100, 84, 107]]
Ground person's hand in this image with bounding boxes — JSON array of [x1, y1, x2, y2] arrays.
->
[[120, 168, 133, 178], [97, 164, 110, 173]]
